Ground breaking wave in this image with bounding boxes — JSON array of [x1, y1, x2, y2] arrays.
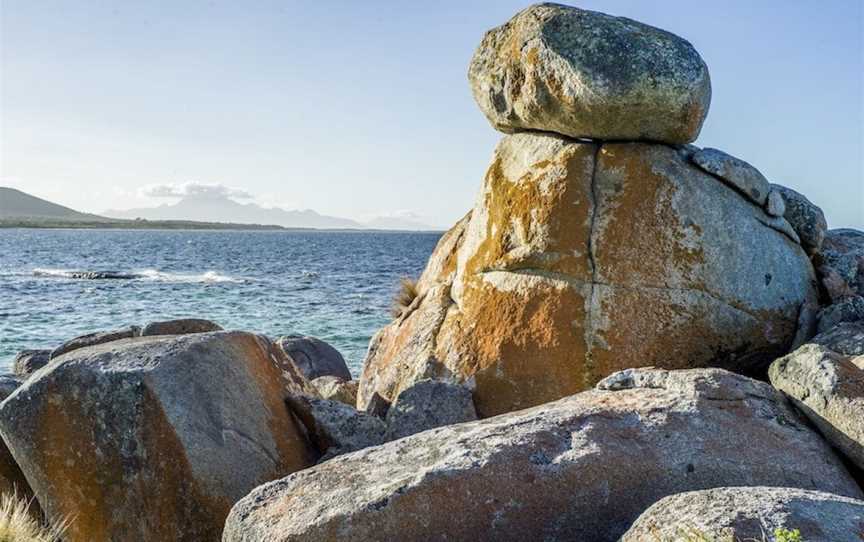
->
[[32, 268, 242, 283]]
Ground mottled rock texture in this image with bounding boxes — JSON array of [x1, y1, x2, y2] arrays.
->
[[140, 318, 222, 336], [276, 335, 351, 381], [771, 183, 827, 255], [817, 295, 864, 334], [818, 228, 864, 302], [622, 487, 864, 542], [49, 325, 141, 359], [359, 133, 816, 417], [766, 188, 786, 217], [770, 343, 864, 470], [0, 331, 317, 542], [691, 147, 770, 206], [384, 379, 477, 441], [0, 375, 35, 506], [468, 3, 711, 143], [310, 376, 358, 406], [812, 321, 864, 356], [286, 395, 385, 460], [12, 349, 50, 377], [224, 369, 859, 542]]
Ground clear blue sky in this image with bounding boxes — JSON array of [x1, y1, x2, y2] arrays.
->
[[2, 1, 862, 228]]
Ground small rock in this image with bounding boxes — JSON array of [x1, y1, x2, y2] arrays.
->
[[622, 487, 864, 542], [691, 147, 770, 205], [765, 189, 786, 217], [812, 321, 864, 356], [49, 325, 141, 359], [140, 318, 222, 336], [286, 395, 385, 460], [310, 376, 358, 407], [770, 183, 828, 254], [12, 349, 50, 377], [818, 229, 864, 303], [817, 295, 864, 334], [467, 3, 711, 144], [385, 379, 477, 441], [365, 391, 391, 419], [276, 335, 351, 381]]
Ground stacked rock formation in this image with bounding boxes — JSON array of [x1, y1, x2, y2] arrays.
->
[[359, 3, 817, 417]]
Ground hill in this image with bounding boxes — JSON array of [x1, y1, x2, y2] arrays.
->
[[0, 187, 110, 222]]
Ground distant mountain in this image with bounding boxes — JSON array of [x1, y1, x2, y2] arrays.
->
[[0, 187, 110, 222]]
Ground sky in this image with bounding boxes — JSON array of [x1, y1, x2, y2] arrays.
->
[[1, 0, 862, 229]]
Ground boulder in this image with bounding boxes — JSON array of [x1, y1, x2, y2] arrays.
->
[[49, 325, 141, 359], [276, 335, 351, 381], [140, 318, 222, 336], [770, 343, 864, 470], [765, 188, 786, 217], [384, 379, 477, 441], [12, 349, 50, 377], [468, 4, 710, 144], [0, 331, 317, 541], [818, 228, 864, 302], [622, 487, 864, 542], [224, 369, 860, 542], [771, 183, 827, 255], [0, 375, 35, 504], [359, 133, 816, 417], [817, 295, 864, 334], [691, 147, 770, 206], [286, 395, 385, 460], [310, 376, 358, 407], [812, 321, 864, 356]]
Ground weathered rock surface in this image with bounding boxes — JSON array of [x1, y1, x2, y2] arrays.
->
[[276, 335, 351, 381], [224, 369, 859, 542], [622, 487, 864, 542], [140, 318, 222, 336], [286, 395, 385, 460], [359, 133, 816, 417], [384, 379, 477, 441], [771, 183, 827, 255], [0, 331, 317, 542], [817, 295, 864, 334], [49, 325, 141, 359], [12, 349, 50, 377], [468, 3, 710, 144], [691, 147, 770, 205], [818, 228, 864, 302], [0, 375, 34, 504], [310, 376, 358, 406], [765, 188, 786, 217], [812, 321, 864, 356], [770, 343, 864, 470]]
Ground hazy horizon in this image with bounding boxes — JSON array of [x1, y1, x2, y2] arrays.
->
[[2, 1, 862, 229]]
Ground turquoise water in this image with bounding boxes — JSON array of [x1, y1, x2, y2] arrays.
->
[[0, 229, 440, 375]]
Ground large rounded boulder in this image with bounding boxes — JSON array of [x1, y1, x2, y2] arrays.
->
[[359, 133, 816, 416], [0, 331, 318, 542], [468, 3, 711, 144]]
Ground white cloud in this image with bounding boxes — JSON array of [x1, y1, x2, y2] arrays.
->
[[139, 182, 253, 200]]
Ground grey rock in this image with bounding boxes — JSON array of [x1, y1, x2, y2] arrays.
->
[[817, 295, 864, 334], [12, 349, 50, 377], [0, 332, 317, 542], [0, 374, 35, 510], [771, 183, 828, 255], [384, 379, 477, 441], [755, 212, 801, 244], [622, 487, 864, 542], [223, 368, 860, 542], [364, 391, 391, 419], [310, 376, 358, 407], [286, 395, 385, 460], [765, 188, 786, 217], [691, 147, 770, 205], [818, 228, 864, 302], [140, 317, 222, 336], [49, 325, 141, 359], [468, 3, 710, 144], [276, 335, 351, 381], [812, 321, 864, 356], [770, 343, 864, 470]]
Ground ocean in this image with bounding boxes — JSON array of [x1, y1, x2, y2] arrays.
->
[[0, 229, 441, 375]]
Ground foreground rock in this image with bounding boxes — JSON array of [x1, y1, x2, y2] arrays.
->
[[224, 369, 858, 542], [12, 349, 50, 377], [0, 331, 317, 541], [771, 183, 827, 255], [49, 325, 140, 359], [310, 376, 358, 406], [384, 379, 477, 441], [276, 335, 351, 381], [770, 343, 864, 470], [360, 134, 816, 416], [140, 317, 222, 336], [468, 4, 710, 144], [622, 487, 864, 542], [818, 228, 864, 302], [0, 375, 34, 504]]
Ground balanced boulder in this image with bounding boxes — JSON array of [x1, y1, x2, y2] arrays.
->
[[359, 133, 816, 416], [224, 369, 859, 542], [0, 331, 317, 541], [468, 3, 710, 144], [276, 335, 351, 381], [622, 487, 864, 542]]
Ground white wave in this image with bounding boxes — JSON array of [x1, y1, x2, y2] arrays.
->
[[135, 269, 242, 284], [33, 268, 81, 278]]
